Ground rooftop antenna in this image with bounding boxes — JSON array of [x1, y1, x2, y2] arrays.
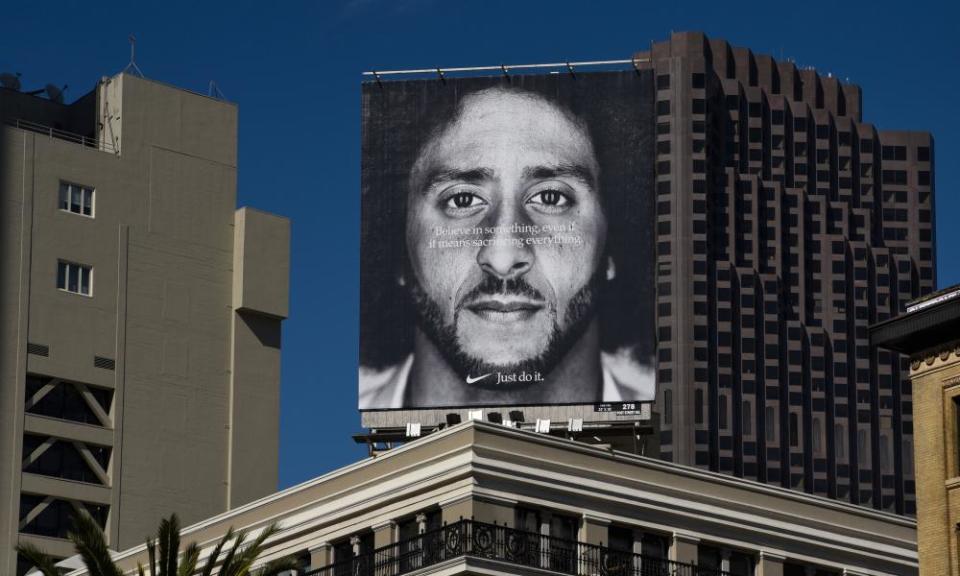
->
[[123, 34, 145, 77], [208, 80, 225, 99], [0, 72, 22, 91]]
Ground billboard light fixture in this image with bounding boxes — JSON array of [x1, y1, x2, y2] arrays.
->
[[535, 419, 551, 433], [361, 59, 648, 78], [446, 413, 461, 426], [405, 422, 421, 438], [467, 409, 483, 422], [568, 418, 584, 432]]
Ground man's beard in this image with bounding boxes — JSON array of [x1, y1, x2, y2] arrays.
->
[[409, 271, 602, 388]]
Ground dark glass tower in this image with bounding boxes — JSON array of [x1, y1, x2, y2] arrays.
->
[[640, 32, 935, 515]]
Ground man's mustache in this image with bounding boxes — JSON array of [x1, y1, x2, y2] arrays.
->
[[459, 274, 545, 308]]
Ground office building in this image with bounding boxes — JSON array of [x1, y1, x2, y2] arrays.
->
[[637, 32, 935, 514], [63, 421, 917, 576], [0, 72, 290, 575], [872, 285, 960, 575]]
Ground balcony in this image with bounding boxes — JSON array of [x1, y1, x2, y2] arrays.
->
[[305, 520, 730, 576], [4, 119, 117, 154]]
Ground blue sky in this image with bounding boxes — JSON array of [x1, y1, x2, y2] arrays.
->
[[3, 0, 957, 489]]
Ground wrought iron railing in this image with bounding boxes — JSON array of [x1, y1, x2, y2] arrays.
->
[[4, 119, 117, 154], [304, 520, 730, 576]]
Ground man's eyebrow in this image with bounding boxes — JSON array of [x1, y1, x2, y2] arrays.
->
[[418, 167, 495, 193], [522, 163, 596, 186]]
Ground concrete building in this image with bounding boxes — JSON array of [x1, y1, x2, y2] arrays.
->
[[636, 32, 935, 515], [63, 421, 917, 576], [871, 285, 960, 575], [0, 72, 290, 575]]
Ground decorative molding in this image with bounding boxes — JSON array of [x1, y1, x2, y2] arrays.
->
[[581, 514, 612, 526], [913, 341, 960, 372], [439, 493, 473, 509], [371, 520, 397, 532], [671, 532, 700, 544], [473, 492, 519, 508], [758, 550, 787, 562]]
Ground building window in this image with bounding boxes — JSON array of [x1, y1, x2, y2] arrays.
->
[[954, 396, 960, 477], [57, 261, 92, 296], [58, 182, 95, 217], [765, 406, 776, 442], [719, 395, 728, 430], [695, 389, 704, 425], [835, 424, 846, 459], [743, 401, 752, 436], [789, 413, 799, 447], [664, 390, 672, 425], [813, 418, 822, 456]]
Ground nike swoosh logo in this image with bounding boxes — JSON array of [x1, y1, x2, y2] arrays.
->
[[466, 373, 493, 384]]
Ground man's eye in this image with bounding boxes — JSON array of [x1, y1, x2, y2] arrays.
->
[[442, 190, 486, 212], [450, 192, 477, 208], [529, 189, 571, 208]]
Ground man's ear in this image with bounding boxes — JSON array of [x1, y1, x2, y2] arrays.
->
[[606, 256, 616, 281]]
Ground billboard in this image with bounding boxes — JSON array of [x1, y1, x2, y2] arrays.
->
[[360, 70, 655, 411]]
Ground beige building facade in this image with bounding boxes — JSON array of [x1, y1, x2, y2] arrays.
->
[[66, 421, 916, 576], [0, 73, 289, 574], [872, 286, 960, 575]]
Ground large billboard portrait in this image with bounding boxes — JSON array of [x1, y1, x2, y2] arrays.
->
[[360, 70, 655, 410]]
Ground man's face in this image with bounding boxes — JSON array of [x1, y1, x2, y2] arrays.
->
[[406, 88, 607, 382]]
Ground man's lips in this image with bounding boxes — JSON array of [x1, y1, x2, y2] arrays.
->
[[465, 298, 544, 322]]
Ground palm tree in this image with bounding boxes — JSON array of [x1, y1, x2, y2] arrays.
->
[[16, 509, 297, 576], [14, 541, 60, 576]]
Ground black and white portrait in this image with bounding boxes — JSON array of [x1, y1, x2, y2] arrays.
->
[[360, 71, 656, 410]]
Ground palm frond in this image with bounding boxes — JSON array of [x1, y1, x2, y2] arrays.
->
[[145, 537, 157, 576], [68, 508, 122, 576], [157, 515, 182, 576], [252, 556, 300, 576], [224, 523, 281, 576], [178, 541, 200, 576], [217, 529, 247, 576], [14, 541, 60, 576], [199, 526, 236, 576]]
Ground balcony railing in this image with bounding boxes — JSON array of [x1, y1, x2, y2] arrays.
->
[[4, 119, 118, 154], [304, 520, 730, 576]]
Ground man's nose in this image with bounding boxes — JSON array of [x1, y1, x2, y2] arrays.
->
[[476, 206, 534, 280]]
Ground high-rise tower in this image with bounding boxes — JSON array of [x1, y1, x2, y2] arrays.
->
[[639, 32, 934, 515], [0, 72, 290, 574]]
